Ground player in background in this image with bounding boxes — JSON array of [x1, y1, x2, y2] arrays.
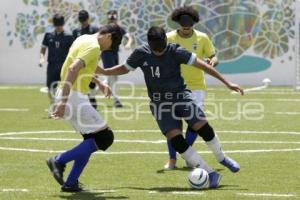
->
[[164, 6, 237, 171], [46, 24, 123, 192], [73, 10, 99, 110], [101, 10, 134, 108], [97, 26, 243, 188], [39, 14, 74, 117]]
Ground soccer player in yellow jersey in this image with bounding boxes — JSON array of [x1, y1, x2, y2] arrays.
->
[[164, 6, 240, 173], [46, 24, 123, 192]]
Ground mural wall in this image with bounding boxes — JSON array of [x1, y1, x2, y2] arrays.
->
[[0, 0, 298, 86]]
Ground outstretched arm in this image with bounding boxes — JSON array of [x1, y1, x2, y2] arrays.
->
[[95, 65, 130, 76], [193, 58, 244, 95]]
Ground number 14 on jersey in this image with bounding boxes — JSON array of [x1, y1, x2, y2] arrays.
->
[[150, 66, 160, 78]]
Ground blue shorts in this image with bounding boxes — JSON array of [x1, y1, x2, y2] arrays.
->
[[47, 63, 63, 89], [149, 90, 206, 135]]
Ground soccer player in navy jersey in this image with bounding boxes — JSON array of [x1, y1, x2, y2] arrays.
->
[[101, 10, 134, 108], [97, 26, 243, 188], [39, 14, 74, 117]]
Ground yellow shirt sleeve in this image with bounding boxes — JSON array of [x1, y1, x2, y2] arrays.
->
[[76, 47, 99, 67], [202, 35, 216, 58]]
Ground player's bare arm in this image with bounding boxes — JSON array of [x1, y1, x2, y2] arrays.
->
[[96, 65, 129, 76], [51, 59, 84, 119], [92, 76, 112, 98], [39, 47, 46, 67], [193, 58, 244, 95]]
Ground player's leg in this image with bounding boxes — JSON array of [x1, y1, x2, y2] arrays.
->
[[101, 51, 123, 108], [184, 92, 240, 173], [46, 65, 56, 117], [179, 95, 222, 188], [195, 122, 240, 173], [166, 129, 213, 173], [111, 52, 122, 107], [61, 128, 114, 192], [108, 75, 123, 107], [185, 90, 204, 146], [164, 140, 177, 169], [46, 90, 111, 192], [61, 97, 110, 192]]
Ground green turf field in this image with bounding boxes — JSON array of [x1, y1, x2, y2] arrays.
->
[[0, 85, 299, 200]]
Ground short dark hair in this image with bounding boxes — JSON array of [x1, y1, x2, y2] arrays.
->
[[53, 14, 64, 26], [78, 10, 89, 22], [147, 26, 167, 52], [99, 23, 123, 51], [107, 10, 118, 21], [171, 5, 199, 23]]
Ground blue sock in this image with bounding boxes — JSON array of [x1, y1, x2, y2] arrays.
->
[[56, 138, 97, 164], [167, 140, 177, 160], [55, 138, 98, 186], [65, 154, 91, 186], [185, 127, 198, 146]]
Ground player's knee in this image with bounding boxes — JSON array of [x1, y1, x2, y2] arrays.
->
[[170, 134, 189, 154], [196, 123, 215, 142], [92, 128, 114, 151]]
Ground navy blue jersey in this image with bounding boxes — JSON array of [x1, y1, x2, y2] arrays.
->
[[42, 31, 74, 64], [125, 43, 196, 100], [72, 25, 99, 38]]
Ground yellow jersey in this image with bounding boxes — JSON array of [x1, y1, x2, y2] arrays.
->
[[167, 30, 215, 90], [60, 34, 100, 94]]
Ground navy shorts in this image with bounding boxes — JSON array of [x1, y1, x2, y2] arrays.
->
[[149, 90, 206, 135], [101, 50, 119, 69], [47, 63, 63, 89]]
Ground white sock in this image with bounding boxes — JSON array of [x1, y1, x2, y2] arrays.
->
[[206, 136, 225, 162], [181, 146, 213, 173]]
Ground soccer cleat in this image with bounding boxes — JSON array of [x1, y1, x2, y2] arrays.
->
[[61, 182, 84, 193], [114, 100, 123, 108], [46, 157, 66, 186], [208, 171, 222, 188], [220, 156, 240, 173], [164, 159, 177, 170]]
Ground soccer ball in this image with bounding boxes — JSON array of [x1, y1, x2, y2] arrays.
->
[[188, 168, 209, 189]]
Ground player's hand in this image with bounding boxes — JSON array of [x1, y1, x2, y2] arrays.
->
[[39, 58, 45, 67], [206, 57, 218, 67], [97, 67, 106, 75], [99, 83, 112, 98], [51, 101, 66, 119], [227, 82, 244, 95]]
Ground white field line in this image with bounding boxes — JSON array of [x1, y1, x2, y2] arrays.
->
[[275, 112, 300, 115], [0, 86, 40, 90], [1, 130, 300, 136], [96, 96, 300, 102], [0, 189, 29, 192], [0, 130, 74, 136], [149, 191, 204, 195], [119, 87, 299, 94], [207, 88, 296, 92], [0, 108, 29, 112], [1, 147, 300, 154], [237, 192, 296, 198], [1, 137, 300, 145]]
